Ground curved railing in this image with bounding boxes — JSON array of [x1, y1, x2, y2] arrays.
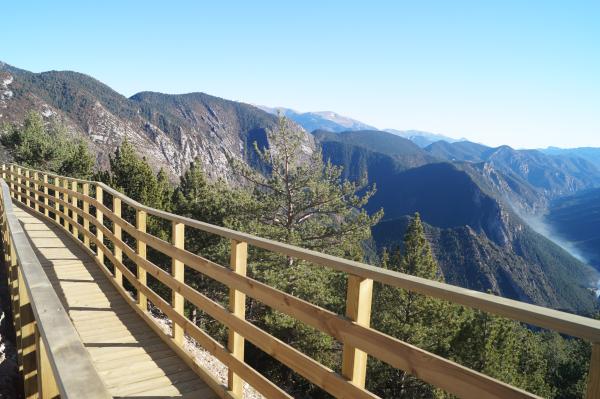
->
[[0, 178, 110, 398], [2, 163, 600, 399]]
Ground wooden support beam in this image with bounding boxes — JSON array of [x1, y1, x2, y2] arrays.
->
[[9, 238, 22, 373], [54, 177, 60, 224], [96, 186, 104, 265], [24, 170, 30, 207], [587, 343, 600, 399], [18, 268, 38, 398], [113, 197, 123, 286], [16, 167, 22, 202], [171, 221, 185, 346], [36, 326, 59, 399], [136, 209, 147, 311], [9, 165, 14, 197], [62, 179, 70, 231], [32, 172, 39, 213], [82, 183, 90, 247], [341, 274, 373, 388], [43, 174, 49, 217], [228, 239, 248, 398], [71, 181, 78, 239]]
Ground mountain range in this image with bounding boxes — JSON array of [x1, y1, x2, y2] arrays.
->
[[2, 61, 599, 314], [0, 62, 313, 182], [257, 105, 460, 147], [315, 130, 600, 313]]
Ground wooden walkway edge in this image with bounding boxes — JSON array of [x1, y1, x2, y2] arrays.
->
[[14, 204, 217, 398]]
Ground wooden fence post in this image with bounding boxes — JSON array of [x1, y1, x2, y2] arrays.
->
[[18, 268, 38, 398], [62, 179, 70, 232], [82, 183, 90, 247], [16, 167, 22, 203], [9, 165, 15, 198], [36, 326, 59, 398], [43, 174, 49, 218], [32, 172, 39, 213], [136, 209, 147, 311], [54, 177, 60, 224], [113, 197, 123, 286], [71, 181, 78, 239], [171, 221, 185, 346], [96, 186, 104, 265], [228, 239, 248, 397], [341, 274, 373, 388], [24, 170, 30, 207], [587, 343, 600, 398], [9, 238, 22, 373]]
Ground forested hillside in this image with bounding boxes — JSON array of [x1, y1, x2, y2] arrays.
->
[[316, 131, 599, 313], [0, 62, 313, 181], [426, 140, 600, 197], [547, 188, 600, 269]]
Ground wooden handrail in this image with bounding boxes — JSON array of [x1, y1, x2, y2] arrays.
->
[[0, 177, 110, 399], [3, 163, 600, 399]]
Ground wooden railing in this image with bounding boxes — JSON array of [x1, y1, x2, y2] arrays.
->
[[0, 176, 110, 398], [2, 163, 600, 399]]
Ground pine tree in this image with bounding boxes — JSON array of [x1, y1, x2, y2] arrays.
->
[[231, 115, 382, 395], [232, 115, 382, 258], [172, 161, 251, 340], [59, 140, 95, 179], [369, 213, 464, 398], [1, 111, 94, 178]]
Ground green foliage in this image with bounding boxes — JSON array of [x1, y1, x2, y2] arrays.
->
[[369, 213, 465, 397], [0, 111, 94, 178], [369, 214, 590, 398], [172, 161, 251, 340], [228, 115, 381, 395], [233, 115, 382, 257], [101, 139, 172, 211]]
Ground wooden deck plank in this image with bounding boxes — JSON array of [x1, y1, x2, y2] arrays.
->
[[14, 205, 218, 399]]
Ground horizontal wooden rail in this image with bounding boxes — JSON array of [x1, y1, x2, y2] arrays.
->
[[4, 163, 600, 399], [0, 177, 110, 398]]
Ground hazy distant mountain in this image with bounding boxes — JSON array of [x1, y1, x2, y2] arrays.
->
[[315, 130, 597, 313], [541, 147, 600, 170], [258, 106, 377, 132], [547, 188, 600, 269], [385, 129, 461, 148], [425, 141, 600, 198], [0, 62, 313, 180], [313, 129, 437, 174]]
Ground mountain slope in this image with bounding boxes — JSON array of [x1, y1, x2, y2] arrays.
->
[[542, 147, 600, 170], [314, 130, 438, 175], [0, 62, 314, 181], [425, 141, 600, 197], [373, 216, 597, 313], [385, 129, 460, 148], [546, 188, 600, 269], [317, 131, 598, 313]]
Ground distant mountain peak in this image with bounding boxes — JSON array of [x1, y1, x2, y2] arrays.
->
[[258, 105, 376, 133], [384, 129, 461, 148]]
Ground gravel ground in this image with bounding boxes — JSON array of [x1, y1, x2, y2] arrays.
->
[[150, 308, 264, 399]]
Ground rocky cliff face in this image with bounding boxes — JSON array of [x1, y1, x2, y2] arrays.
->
[[0, 63, 314, 182]]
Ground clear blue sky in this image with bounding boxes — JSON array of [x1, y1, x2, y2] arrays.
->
[[2, 1, 599, 148]]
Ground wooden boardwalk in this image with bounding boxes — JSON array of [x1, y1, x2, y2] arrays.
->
[[14, 204, 217, 398]]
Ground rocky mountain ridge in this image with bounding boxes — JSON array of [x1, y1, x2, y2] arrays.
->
[[0, 62, 314, 182]]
